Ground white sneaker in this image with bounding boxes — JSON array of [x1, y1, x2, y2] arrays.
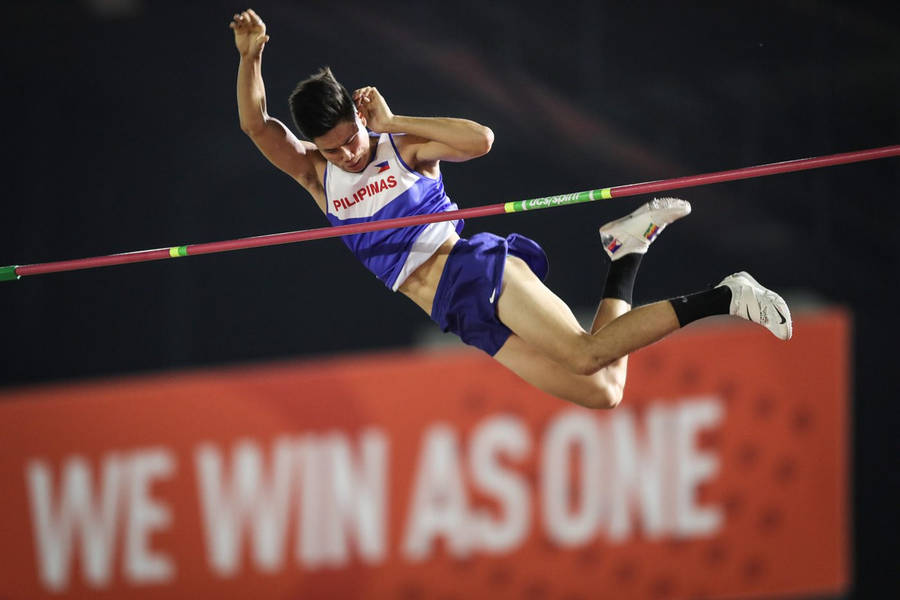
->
[[717, 271, 792, 340], [599, 197, 691, 260]]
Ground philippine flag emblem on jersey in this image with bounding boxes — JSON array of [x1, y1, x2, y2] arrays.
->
[[375, 161, 391, 173]]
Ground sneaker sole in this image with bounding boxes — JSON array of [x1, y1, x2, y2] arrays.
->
[[599, 197, 692, 233]]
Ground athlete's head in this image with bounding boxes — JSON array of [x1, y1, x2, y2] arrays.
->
[[289, 66, 371, 172]]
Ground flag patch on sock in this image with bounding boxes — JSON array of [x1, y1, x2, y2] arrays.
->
[[644, 223, 660, 241], [606, 238, 623, 253]]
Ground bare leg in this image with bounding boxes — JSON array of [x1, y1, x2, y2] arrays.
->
[[491, 255, 679, 408], [492, 197, 701, 406], [587, 296, 631, 395], [496, 256, 679, 378], [494, 333, 625, 408]]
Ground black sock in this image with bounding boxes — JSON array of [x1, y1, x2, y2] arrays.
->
[[602, 253, 643, 305], [669, 286, 732, 327]]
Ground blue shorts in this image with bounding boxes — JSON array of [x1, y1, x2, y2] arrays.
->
[[430, 232, 549, 356]]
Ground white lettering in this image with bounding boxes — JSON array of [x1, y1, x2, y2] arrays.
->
[[540, 411, 606, 546], [195, 437, 298, 576], [123, 449, 176, 583], [299, 430, 388, 567], [673, 398, 724, 536], [27, 455, 124, 590], [469, 416, 531, 553], [607, 406, 669, 540], [402, 425, 472, 560]]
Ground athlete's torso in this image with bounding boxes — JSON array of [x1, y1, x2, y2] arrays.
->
[[324, 133, 463, 291]]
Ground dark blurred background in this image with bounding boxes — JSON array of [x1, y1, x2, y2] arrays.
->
[[2, 1, 897, 597]]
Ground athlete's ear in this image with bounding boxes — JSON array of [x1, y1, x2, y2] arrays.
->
[[355, 110, 367, 130]]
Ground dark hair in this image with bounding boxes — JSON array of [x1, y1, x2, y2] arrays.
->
[[288, 67, 356, 140]]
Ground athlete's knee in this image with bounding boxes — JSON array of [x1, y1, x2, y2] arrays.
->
[[574, 380, 623, 410], [603, 382, 624, 409], [571, 360, 627, 409]]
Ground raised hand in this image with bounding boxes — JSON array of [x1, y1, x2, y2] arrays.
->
[[353, 86, 395, 133], [230, 8, 269, 58]]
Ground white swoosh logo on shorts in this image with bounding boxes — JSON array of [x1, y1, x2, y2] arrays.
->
[[489, 288, 497, 304]]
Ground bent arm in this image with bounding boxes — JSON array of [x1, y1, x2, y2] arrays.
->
[[354, 86, 493, 167], [237, 53, 321, 192], [384, 116, 494, 163]]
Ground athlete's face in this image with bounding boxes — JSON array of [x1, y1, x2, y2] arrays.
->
[[314, 114, 371, 173]]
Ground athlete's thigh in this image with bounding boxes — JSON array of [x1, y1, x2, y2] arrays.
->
[[495, 255, 588, 365], [493, 333, 610, 408]]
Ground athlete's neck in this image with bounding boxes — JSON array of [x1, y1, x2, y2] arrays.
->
[[363, 132, 380, 166]]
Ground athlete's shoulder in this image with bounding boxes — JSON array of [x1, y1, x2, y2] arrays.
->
[[296, 152, 328, 213], [386, 133, 437, 175]]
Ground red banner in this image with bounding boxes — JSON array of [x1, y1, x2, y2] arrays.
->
[[0, 311, 849, 599]]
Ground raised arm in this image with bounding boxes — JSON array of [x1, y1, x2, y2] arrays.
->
[[231, 9, 325, 207], [352, 86, 494, 170]]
